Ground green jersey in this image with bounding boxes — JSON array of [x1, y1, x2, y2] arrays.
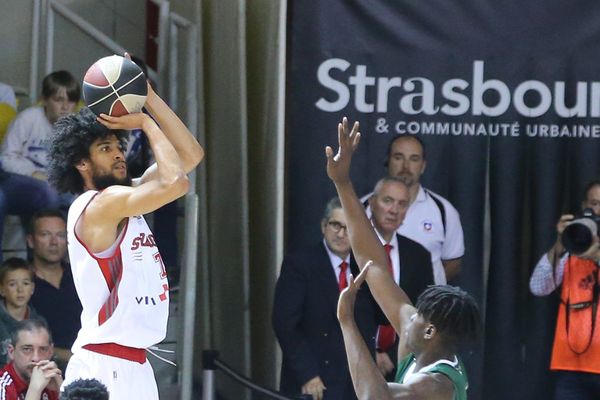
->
[[394, 353, 468, 400]]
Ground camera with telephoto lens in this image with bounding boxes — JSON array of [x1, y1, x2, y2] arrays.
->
[[561, 208, 600, 255]]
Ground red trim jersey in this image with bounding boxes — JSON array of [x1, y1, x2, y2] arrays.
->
[[67, 191, 170, 352], [0, 362, 59, 400]]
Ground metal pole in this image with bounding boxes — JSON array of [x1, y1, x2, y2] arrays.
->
[[201, 370, 215, 400], [30, 0, 41, 104], [168, 23, 179, 112], [180, 194, 199, 400], [45, 0, 54, 75], [201, 350, 219, 400], [156, 1, 170, 95]]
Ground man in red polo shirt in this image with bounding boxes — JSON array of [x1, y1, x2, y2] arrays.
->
[[0, 318, 61, 400]]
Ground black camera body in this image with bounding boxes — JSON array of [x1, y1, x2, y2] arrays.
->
[[562, 208, 600, 255]]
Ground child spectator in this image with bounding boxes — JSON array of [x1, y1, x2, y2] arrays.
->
[[0, 257, 40, 364]]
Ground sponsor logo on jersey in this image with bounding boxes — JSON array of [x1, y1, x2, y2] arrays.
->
[[135, 284, 169, 305], [130, 233, 157, 250]]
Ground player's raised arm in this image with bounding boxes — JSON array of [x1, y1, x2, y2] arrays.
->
[[326, 117, 415, 334], [125, 83, 204, 187], [337, 262, 394, 400], [143, 83, 204, 174]]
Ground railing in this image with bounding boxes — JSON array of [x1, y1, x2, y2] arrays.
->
[[202, 351, 311, 400]]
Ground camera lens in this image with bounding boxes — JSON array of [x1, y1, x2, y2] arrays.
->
[[562, 220, 595, 255]]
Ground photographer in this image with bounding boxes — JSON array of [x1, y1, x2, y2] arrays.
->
[[529, 180, 600, 399]]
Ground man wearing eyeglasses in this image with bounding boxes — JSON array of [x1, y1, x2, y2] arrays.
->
[[273, 197, 379, 400]]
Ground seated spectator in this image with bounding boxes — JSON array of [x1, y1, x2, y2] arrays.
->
[[27, 209, 81, 371], [0, 257, 41, 364], [0, 82, 17, 143], [60, 378, 109, 400], [0, 318, 61, 399], [0, 82, 17, 110], [0, 71, 80, 262]]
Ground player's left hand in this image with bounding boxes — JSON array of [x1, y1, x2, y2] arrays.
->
[[97, 112, 153, 131], [326, 117, 360, 185]]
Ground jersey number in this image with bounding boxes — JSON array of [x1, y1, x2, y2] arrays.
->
[[154, 252, 168, 279]]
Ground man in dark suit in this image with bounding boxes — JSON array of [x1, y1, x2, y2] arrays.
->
[[367, 176, 433, 379], [273, 197, 379, 400]]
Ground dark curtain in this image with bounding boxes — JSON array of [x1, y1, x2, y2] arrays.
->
[[286, 1, 600, 399]]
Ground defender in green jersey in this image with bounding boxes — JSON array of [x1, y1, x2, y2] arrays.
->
[[327, 117, 480, 400]]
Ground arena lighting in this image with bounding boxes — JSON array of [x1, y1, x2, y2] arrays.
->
[[316, 59, 600, 118]]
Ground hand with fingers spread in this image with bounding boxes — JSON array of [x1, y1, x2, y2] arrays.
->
[[325, 117, 361, 185]]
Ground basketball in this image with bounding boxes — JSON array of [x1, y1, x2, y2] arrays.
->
[[82, 55, 147, 117]]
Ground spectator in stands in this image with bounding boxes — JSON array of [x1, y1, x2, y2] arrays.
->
[[273, 197, 379, 400], [0, 318, 61, 399], [27, 209, 81, 371], [60, 378, 109, 400], [362, 134, 464, 284], [0, 82, 17, 110], [0, 71, 80, 263], [0, 257, 41, 364], [0, 82, 17, 142]]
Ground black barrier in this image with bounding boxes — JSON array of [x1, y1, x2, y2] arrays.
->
[[202, 350, 311, 400]]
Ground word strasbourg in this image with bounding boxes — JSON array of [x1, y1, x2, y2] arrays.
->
[[316, 59, 600, 118]]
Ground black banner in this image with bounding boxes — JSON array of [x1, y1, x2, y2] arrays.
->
[[286, 1, 600, 399]]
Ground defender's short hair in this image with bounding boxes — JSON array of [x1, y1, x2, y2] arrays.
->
[[416, 285, 481, 348]]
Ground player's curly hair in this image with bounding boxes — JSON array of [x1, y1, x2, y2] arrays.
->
[[48, 107, 127, 194], [61, 378, 109, 400], [416, 285, 481, 348]]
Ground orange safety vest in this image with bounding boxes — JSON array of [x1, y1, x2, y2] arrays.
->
[[551, 256, 600, 373]]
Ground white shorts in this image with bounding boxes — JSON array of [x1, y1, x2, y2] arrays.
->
[[62, 348, 158, 400]]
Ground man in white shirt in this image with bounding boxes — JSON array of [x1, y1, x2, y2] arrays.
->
[[363, 134, 464, 284]]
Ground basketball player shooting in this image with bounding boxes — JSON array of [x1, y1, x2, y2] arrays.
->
[[47, 73, 204, 399]]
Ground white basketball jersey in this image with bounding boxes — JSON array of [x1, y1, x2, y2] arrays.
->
[[67, 191, 169, 351]]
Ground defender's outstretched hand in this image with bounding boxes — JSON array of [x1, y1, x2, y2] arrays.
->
[[337, 260, 372, 324], [326, 117, 361, 184]]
